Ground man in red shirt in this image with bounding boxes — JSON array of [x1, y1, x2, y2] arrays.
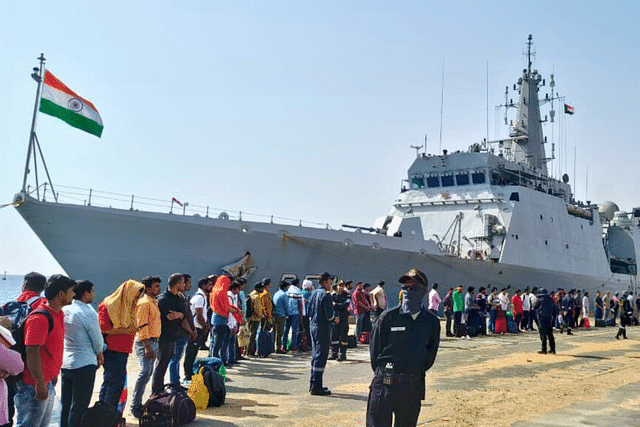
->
[[511, 289, 524, 332], [16, 272, 48, 309], [14, 274, 75, 427], [5, 271, 47, 426], [352, 282, 372, 340]]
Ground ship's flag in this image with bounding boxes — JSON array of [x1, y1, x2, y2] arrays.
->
[[39, 70, 104, 137], [172, 197, 183, 206], [564, 103, 575, 115]]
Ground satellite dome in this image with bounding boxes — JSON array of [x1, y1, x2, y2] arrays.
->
[[598, 201, 619, 222]]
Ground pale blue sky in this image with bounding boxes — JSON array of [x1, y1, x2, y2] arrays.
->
[[1, 1, 639, 275]]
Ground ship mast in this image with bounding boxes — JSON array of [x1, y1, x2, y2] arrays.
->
[[21, 53, 57, 202], [508, 34, 548, 176]]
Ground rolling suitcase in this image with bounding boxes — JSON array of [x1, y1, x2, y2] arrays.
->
[[257, 330, 274, 357]]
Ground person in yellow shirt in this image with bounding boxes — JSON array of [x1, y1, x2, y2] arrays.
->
[[260, 278, 274, 330], [131, 276, 162, 419], [247, 283, 265, 356]]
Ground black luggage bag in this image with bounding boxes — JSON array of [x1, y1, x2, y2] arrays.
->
[[139, 384, 196, 427], [81, 401, 121, 427], [200, 365, 226, 407]]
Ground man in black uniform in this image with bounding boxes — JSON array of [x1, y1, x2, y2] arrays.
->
[[330, 281, 350, 361], [367, 269, 440, 427], [533, 288, 557, 354]]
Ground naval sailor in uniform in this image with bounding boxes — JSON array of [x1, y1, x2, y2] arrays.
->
[[367, 268, 440, 427]]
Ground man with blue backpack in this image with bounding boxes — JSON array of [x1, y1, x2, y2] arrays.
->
[[1, 272, 47, 427]]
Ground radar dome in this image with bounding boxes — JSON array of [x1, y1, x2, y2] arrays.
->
[[598, 201, 619, 222]]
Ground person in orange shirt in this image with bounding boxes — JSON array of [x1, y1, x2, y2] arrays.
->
[[209, 276, 240, 364], [130, 276, 162, 419]]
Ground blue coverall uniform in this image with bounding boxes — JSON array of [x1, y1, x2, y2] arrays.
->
[[308, 288, 335, 389]]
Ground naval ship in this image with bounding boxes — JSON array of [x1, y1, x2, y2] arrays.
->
[[13, 36, 638, 303]]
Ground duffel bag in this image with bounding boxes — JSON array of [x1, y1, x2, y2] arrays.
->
[[81, 401, 121, 427], [140, 384, 196, 427]]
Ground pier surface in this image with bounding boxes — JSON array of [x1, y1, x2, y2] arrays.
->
[[77, 324, 640, 426]]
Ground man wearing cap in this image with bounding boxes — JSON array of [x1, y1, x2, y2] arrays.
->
[[367, 269, 440, 427], [533, 288, 557, 354], [308, 272, 337, 396]]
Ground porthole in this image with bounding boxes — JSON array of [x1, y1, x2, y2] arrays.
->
[[540, 214, 543, 220], [545, 240, 548, 245]]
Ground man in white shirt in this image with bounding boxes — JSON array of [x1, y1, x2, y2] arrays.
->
[[498, 289, 510, 312], [183, 277, 213, 383], [427, 283, 442, 316], [521, 288, 532, 331]]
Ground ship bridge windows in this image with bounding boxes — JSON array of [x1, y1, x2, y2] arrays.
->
[[411, 176, 425, 189], [472, 171, 486, 184], [426, 175, 440, 188], [455, 173, 470, 186], [441, 174, 455, 187]]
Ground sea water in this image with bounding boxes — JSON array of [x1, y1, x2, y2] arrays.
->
[[0, 275, 24, 304]]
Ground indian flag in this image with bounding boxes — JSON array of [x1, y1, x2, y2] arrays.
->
[[39, 70, 103, 137], [564, 103, 575, 115]]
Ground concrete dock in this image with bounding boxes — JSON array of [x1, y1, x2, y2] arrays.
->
[[74, 323, 640, 426]]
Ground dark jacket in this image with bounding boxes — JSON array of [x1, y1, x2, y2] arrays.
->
[[369, 307, 440, 374], [534, 290, 557, 320]]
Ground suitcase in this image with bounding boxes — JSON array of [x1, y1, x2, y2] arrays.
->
[[297, 330, 310, 352], [81, 401, 121, 427], [455, 323, 468, 337], [595, 319, 606, 327], [495, 317, 507, 334], [257, 330, 274, 357], [358, 331, 370, 344], [347, 335, 357, 348]]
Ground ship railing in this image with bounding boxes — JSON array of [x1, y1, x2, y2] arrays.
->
[[25, 184, 334, 230]]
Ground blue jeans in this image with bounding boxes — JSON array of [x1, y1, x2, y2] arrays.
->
[[283, 315, 300, 349], [99, 350, 129, 409], [132, 340, 158, 411], [224, 332, 237, 364], [489, 310, 497, 333], [211, 324, 230, 362], [169, 336, 189, 385], [14, 380, 55, 427]]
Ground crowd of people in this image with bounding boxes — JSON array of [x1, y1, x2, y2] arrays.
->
[[2, 270, 638, 427], [430, 284, 638, 346], [0, 271, 393, 427]]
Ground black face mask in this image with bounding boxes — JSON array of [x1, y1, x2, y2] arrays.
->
[[401, 285, 427, 314]]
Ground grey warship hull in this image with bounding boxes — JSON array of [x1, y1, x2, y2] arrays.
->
[[15, 194, 632, 303]]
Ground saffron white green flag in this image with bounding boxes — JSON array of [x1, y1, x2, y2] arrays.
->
[[39, 70, 103, 137]]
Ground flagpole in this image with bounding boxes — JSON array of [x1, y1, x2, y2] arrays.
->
[[21, 53, 46, 193]]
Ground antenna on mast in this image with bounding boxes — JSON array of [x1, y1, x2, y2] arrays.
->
[[526, 34, 535, 72], [410, 145, 423, 158], [439, 55, 444, 154]]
